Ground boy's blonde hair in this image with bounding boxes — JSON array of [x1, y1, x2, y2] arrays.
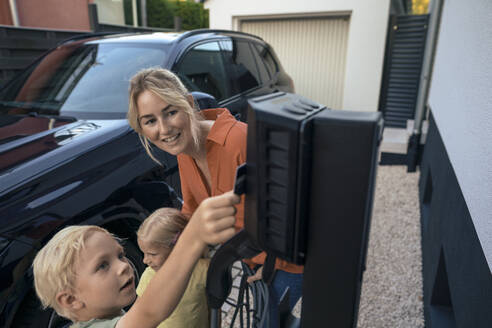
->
[[137, 208, 187, 247], [127, 67, 204, 164], [32, 225, 113, 321]]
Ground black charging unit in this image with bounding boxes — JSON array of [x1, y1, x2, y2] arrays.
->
[[206, 92, 383, 328]]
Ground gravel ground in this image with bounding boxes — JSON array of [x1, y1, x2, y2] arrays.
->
[[357, 165, 424, 328], [222, 165, 424, 328]]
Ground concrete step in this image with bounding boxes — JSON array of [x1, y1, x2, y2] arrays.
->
[[380, 120, 428, 155]]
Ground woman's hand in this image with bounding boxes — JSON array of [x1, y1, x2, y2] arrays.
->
[[247, 266, 264, 284], [189, 191, 240, 246]]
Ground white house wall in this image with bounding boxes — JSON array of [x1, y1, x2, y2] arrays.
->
[[93, 0, 125, 25], [204, 0, 391, 112], [428, 0, 492, 269]]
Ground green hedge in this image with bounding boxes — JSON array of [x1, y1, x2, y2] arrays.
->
[[147, 0, 209, 30]]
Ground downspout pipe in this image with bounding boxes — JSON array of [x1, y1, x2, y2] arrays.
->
[[132, 0, 138, 27], [140, 0, 147, 27], [9, 0, 19, 26], [407, 0, 444, 171]]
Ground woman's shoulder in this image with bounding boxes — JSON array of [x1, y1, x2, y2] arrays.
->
[[231, 119, 247, 134], [206, 108, 246, 129], [223, 118, 247, 146]]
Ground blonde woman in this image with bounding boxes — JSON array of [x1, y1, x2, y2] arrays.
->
[[128, 68, 303, 327]]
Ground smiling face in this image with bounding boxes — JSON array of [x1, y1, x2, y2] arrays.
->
[[137, 239, 172, 272], [71, 231, 136, 319], [137, 90, 195, 156]]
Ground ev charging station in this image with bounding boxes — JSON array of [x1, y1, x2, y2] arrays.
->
[[207, 92, 383, 328]]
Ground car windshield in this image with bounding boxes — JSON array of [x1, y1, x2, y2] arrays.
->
[[0, 42, 168, 119]]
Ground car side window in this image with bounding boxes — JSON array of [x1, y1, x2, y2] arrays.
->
[[175, 42, 230, 102], [254, 43, 279, 79], [249, 42, 270, 83], [221, 39, 261, 94]]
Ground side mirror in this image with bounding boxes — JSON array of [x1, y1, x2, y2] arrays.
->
[[191, 91, 218, 110]]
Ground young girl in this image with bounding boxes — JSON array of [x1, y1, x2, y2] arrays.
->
[[136, 208, 209, 328]]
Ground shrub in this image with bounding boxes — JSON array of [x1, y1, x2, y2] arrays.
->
[[147, 0, 209, 30], [147, 0, 175, 28], [174, 0, 209, 30]]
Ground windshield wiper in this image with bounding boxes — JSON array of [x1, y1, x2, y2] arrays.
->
[[0, 100, 60, 112], [0, 101, 77, 122], [25, 111, 77, 122]]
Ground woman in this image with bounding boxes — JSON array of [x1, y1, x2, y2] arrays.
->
[[127, 68, 303, 327]]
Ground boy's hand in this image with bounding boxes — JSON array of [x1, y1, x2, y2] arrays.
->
[[190, 191, 240, 245]]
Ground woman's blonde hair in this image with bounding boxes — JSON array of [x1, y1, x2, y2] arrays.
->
[[128, 67, 204, 164], [32, 225, 115, 321], [137, 207, 188, 247]]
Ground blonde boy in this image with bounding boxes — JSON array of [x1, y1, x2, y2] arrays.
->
[[33, 192, 239, 328]]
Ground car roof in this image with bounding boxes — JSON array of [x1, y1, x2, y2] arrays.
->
[[61, 29, 265, 47]]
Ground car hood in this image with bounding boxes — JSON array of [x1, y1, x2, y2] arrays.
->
[[0, 114, 133, 195]]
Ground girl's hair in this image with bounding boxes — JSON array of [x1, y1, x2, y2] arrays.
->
[[137, 207, 188, 248], [128, 67, 204, 164], [33, 225, 115, 321]]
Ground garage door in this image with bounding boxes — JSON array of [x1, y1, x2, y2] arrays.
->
[[241, 16, 349, 109]]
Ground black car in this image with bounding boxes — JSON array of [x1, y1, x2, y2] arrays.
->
[[0, 29, 294, 122], [0, 115, 181, 328], [0, 30, 293, 327]]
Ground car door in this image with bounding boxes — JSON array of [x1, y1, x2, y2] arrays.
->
[[253, 42, 295, 94], [219, 38, 275, 121], [172, 40, 242, 115]]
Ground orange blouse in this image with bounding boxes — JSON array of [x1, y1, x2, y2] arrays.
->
[[178, 108, 303, 274]]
